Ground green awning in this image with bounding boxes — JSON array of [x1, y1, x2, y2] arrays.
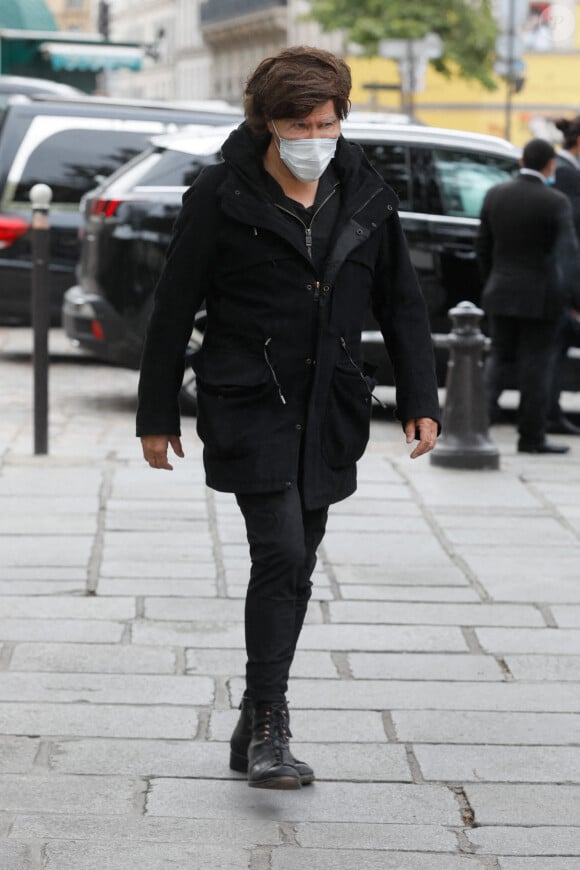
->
[[40, 41, 143, 72]]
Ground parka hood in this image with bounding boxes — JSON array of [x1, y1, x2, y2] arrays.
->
[[220, 121, 384, 204]]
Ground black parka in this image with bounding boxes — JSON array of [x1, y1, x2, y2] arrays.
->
[[137, 124, 440, 509]]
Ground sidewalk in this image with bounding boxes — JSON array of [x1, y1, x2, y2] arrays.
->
[[1, 326, 580, 870]]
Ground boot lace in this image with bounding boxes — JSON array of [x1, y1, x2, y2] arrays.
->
[[260, 703, 293, 757]]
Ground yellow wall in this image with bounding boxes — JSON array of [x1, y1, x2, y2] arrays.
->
[[348, 49, 580, 146]]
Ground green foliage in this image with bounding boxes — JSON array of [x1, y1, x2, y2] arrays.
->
[[309, 0, 499, 90]]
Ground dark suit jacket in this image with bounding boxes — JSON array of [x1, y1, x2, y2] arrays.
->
[[476, 172, 580, 320], [554, 153, 580, 238]]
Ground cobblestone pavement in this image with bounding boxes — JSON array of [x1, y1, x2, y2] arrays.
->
[[1, 326, 580, 870]]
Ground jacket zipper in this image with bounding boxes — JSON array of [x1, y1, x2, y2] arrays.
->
[[274, 185, 338, 261], [340, 337, 386, 408], [263, 338, 287, 405]]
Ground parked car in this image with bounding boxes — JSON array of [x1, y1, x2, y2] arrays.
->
[[0, 94, 242, 324], [63, 120, 522, 411]]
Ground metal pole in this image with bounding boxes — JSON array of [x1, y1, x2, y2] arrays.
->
[[29, 183, 53, 456], [505, 0, 515, 141]]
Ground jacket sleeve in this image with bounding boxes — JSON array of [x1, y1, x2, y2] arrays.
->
[[554, 197, 580, 310], [475, 191, 493, 284], [136, 168, 221, 436], [371, 211, 441, 431]]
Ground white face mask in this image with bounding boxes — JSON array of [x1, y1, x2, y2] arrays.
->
[[272, 121, 338, 183]]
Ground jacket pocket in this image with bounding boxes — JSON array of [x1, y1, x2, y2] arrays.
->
[[192, 347, 277, 460], [322, 357, 376, 470]]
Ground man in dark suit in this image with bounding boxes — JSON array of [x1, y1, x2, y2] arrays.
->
[[476, 137, 580, 454], [549, 116, 580, 434]]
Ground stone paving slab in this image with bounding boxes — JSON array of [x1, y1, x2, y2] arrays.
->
[[0, 673, 214, 705], [47, 737, 411, 782], [295, 625, 469, 652], [338, 585, 481, 602], [0, 597, 136, 620], [0, 737, 39, 772], [0, 703, 199, 739], [48, 739, 242, 779], [1, 536, 93, 567], [467, 826, 580, 855], [273, 678, 580, 711], [0, 580, 88, 595], [331, 563, 470, 586], [465, 784, 580, 825], [348, 653, 503, 681], [0, 514, 97, 534], [8, 643, 177, 674], [499, 860, 580, 869], [209, 709, 388, 743], [505, 655, 580, 681], [477, 628, 580, 655], [392, 710, 580, 744], [415, 745, 580, 782], [553, 607, 580, 627], [0, 841, 35, 870], [186, 649, 338, 678], [43, 841, 252, 870], [462, 550, 580, 602], [132, 621, 245, 648], [100, 561, 212, 578], [326, 513, 430, 532], [293, 822, 456, 850], [0, 619, 125, 643], [322, 532, 451, 566], [440, 517, 577, 546], [8, 812, 280, 844], [98, 578, 218, 596], [270, 851, 493, 870], [0, 773, 142, 814], [147, 780, 461, 824], [328, 602, 545, 627]]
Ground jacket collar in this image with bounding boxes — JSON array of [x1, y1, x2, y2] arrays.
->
[[218, 122, 397, 274]]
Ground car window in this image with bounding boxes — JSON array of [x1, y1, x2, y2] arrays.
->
[[11, 128, 152, 204], [109, 149, 210, 194], [359, 142, 411, 209], [433, 149, 517, 218]]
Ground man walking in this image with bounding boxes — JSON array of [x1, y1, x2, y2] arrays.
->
[[476, 137, 580, 454], [137, 46, 440, 789]]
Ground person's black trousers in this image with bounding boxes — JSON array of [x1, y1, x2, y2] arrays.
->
[[235, 487, 329, 704], [484, 314, 558, 446]]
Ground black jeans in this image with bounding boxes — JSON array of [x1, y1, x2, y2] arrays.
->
[[235, 487, 329, 704], [484, 314, 558, 446]]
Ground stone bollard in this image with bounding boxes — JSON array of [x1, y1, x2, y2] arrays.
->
[[430, 300, 500, 470]]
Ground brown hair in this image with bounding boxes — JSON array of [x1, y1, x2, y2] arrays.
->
[[554, 116, 580, 150], [244, 46, 352, 135]]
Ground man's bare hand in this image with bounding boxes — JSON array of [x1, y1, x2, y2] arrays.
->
[[141, 434, 184, 470], [404, 417, 438, 459]]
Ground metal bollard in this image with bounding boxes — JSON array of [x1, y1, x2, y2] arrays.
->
[[430, 300, 500, 470], [30, 183, 53, 456]]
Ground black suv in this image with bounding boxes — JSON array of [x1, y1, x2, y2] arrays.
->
[[63, 119, 521, 408], [0, 95, 241, 324]]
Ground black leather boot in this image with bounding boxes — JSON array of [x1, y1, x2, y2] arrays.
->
[[230, 694, 314, 785], [247, 701, 300, 789]]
